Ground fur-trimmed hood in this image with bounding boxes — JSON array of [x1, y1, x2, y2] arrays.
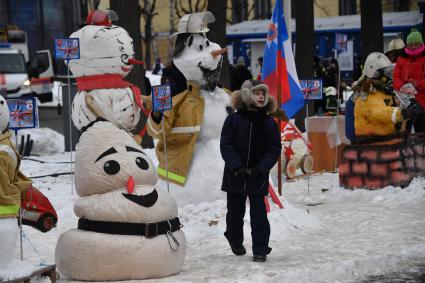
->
[[230, 90, 277, 114]]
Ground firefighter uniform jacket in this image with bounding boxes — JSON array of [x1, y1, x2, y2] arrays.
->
[[0, 132, 31, 218], [146, 81, 204, 185]]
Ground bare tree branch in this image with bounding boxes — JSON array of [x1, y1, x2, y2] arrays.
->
[[314, 0, 330, 16]]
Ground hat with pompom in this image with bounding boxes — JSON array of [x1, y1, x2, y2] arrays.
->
[[406, 29, 423, 45]]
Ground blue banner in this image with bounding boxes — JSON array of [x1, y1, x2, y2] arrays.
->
[[152, 84, 172, 112]]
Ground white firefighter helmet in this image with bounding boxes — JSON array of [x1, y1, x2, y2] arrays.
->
[[172, 11, 215, 37], [324, 86, 337, 96], [363, 52, 392, 79], [0, 96, 10, 133], [387, 38, 405, 52]]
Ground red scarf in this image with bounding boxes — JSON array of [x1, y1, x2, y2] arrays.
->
[[76, 74, 150, 137]]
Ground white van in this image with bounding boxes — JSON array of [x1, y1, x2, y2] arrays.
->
[[0, 29, 55, 103]]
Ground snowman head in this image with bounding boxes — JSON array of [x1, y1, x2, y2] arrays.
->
[[68, 25, 140, 77], [172, 12, 227, 91], [75, 120, 157, 197], [0, 96, 9, 133]]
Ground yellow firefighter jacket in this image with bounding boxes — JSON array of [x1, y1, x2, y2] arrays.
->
[[354, 89, 402, 137], [146, 81, 205, 185], [0, 132, 32, 218]]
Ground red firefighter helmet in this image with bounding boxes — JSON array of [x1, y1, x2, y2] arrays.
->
[[86, 9, 119, 27]]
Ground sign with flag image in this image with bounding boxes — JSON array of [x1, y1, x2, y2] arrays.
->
[[54, 38, 80, 60], [335, 33, 348, 52], [7, 97, 39, 130], [300, 79, 323, 100], [261, 0, 304, 118], [152, 84, 172, 112]]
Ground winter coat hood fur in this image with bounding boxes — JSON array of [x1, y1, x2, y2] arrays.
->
[[230, 90, 277, 114]]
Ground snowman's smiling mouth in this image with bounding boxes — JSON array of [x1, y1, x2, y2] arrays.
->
[[121, 66, 131, 72], [198, 62, 218, 76], [197, 57, 223, 91], [122, 189, 158, 207]]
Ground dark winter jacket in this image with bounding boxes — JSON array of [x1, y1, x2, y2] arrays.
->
[[220, 92, 281, 195], [393, 48, 425, 108]]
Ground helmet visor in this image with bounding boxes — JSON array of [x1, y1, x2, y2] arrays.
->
[[374, 65, 394, 80]]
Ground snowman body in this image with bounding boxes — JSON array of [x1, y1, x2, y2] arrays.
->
[[55, 121, 186, 281], [0, 219, 19, 268], [148, 33, 230, 205], [69, 25, 140, 131]]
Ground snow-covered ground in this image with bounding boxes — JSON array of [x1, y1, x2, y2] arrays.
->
[[1, 129, 424, 282]]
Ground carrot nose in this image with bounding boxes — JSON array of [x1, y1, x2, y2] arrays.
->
[[211, 48, 227, 58], [127, 176, 135, 194], [128, 58, 144, 65]]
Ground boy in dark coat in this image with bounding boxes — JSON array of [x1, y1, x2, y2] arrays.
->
[[220, 79, 281, 262]]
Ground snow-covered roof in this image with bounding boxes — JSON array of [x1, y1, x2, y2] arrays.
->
[[226, 11, 423, 37]]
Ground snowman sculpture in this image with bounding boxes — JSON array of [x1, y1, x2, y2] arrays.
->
[[55, 120, 186, 281], [69, 21, 145, 132], [0, 96, 21, 269], [146, 12, 230, 205]]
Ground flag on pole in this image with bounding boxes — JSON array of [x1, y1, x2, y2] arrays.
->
[[261, 0, 304, 118]]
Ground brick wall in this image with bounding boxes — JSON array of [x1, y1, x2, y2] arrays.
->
[[339, 135, 425, 189]]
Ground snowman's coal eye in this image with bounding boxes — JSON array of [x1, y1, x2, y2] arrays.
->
[[119, 46, 125, 52], [135, 157, 149, 170], [206, 40, 210, 47], [104, 160, 120, 175], [199, 45, 203, 51]]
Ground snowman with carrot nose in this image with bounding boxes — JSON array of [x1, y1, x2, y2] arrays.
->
[[55, 119, 186, 281]]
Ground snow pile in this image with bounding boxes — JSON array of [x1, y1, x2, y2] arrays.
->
[[16, 128, 64, 156], [4, 157, 425, 282]]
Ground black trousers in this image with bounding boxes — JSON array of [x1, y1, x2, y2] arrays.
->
[[414, 112, 425, 133], [224, 193, 271, 256]]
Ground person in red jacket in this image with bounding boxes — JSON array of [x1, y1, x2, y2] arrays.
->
[[393, 29, 425, 133]]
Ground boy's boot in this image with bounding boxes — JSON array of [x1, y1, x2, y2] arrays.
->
[[230, 243, 246, 256], [252, 255, 267, 262]]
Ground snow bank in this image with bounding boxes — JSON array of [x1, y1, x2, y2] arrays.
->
[[16, 128, 64, 156]]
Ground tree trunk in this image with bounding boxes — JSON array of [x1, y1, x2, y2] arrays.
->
[[207, 0, 230, 89], [294, 0, 314, 131], [110, 0, 154, 148], [110, 0, 145, 92], [360, 0, 383, 63], [143, 16, 153, 70]]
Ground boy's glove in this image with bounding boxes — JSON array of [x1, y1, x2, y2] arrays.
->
[[402, 100, 421, 120], [233, 166, 247, 179], [246, 167, 261, 179]]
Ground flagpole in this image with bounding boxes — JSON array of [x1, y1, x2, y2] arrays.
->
[[277, 0, 284, 196]]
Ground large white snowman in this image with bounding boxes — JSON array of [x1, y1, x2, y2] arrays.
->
[[55, 120, 186, 281], [146, 12, 230, 206], [69, 23, 144, 132]]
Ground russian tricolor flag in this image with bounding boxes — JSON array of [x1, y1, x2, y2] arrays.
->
[[261, 0, 304, 118]]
